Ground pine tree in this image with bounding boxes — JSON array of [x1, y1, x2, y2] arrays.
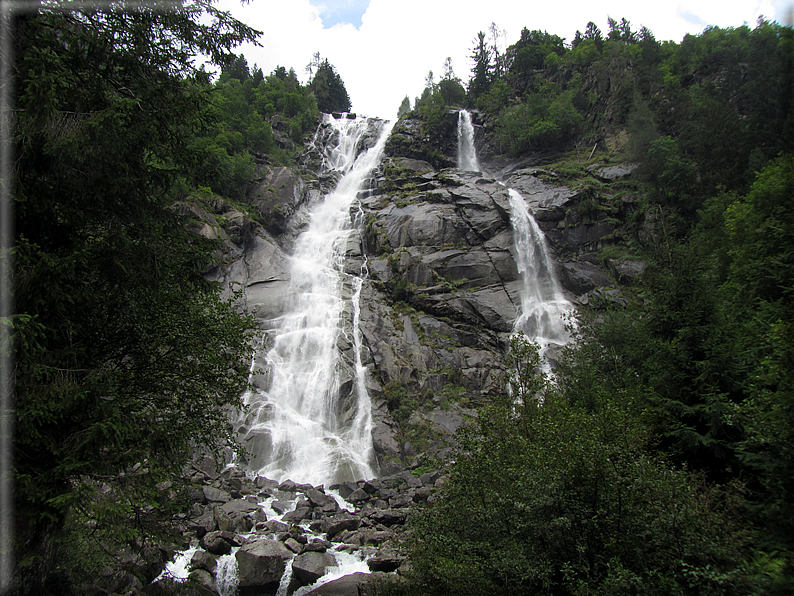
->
[[310, 59, 352, 113], [9, 2, 259, 590], [468, 31, 492, 100]]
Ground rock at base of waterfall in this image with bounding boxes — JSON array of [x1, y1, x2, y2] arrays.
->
[[306, 487, 339, 512], [292, 551, 339, 585], [302, 571, 402, 596], [321, 511, 362, 540], [200, 530, 242, 555], [235, 539, 293, 593], [367, 508, 408, 527], [189, 549, 218, 575], [187, 569, 217, 596], [201, 485, 231, 504], [367, 548, 406, 572], [346, 487, 370, 504]]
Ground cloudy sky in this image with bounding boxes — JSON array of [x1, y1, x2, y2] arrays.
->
[[213, 0, 791, 120]]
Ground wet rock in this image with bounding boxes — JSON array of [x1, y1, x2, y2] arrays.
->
[[200, 530, 241, 555], [270, 500, 293, 515], [291, 551, 338, 585], [186, 569, 217, 596], [322, 512, 362, 540], [300, 539, 331, 554], [284, 537, 303, 554], [264, 520, 289, 534], [335, 481, 358, 500], [189, 550, 217, 575], [235, 539, 293, 594], [255, 476, 279, 490], [302, 571, 376, 596], [306, 488, 339, 512], [278, 479, 300, 492], [282, 506, 312, 523], [346, 488, 370, 504]]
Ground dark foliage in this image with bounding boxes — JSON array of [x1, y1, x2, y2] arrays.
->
[[9, 2, 259, 591]]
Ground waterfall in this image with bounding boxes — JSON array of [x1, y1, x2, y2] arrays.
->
[[507, 189, 573, 365], [236, 115, 394, 486], [457, 110, 480, 172], [455, 109, 571, 366]]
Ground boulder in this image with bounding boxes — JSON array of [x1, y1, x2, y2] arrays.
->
[[367, 549, 406, 573], [591, 162, 639, 180], [189, 550, 217, 575], [201, 486, 231, 504], [306, 488, 338, 511], [186, 569, 217, 596], [220, 499, 260, 517], [321, 512, 362, 540], [186, 509, 216, 537], [302, 572, 376, 596], [367, 509, 408, 527], [200, 530, 242, 555], [561, 260, 613, 295], [282, 506, 312, 523], [291, 551, 339, 585], [235, 539, 293, 593]]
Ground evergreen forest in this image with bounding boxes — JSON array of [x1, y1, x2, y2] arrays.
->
[[2, 2, 793, 594]]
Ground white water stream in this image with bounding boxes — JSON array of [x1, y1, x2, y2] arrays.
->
[[507, 189, 572, 362], [457, 109, 480, 172], [235, 115, 394, 487], [456, 110, 572, 366]]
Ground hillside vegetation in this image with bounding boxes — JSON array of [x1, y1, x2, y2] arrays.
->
[[383, 16, 794, 595]]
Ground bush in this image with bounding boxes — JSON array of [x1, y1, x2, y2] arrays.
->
[[405, 335, 754, 596]]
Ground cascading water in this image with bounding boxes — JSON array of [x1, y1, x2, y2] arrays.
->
[[456, 109, 572, 366], [457, 110, 480, 172], [235, 115, 394, 487], [507, 189, 572, 364]]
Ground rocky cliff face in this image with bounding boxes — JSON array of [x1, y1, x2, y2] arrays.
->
[[200, 111, 645, 475]]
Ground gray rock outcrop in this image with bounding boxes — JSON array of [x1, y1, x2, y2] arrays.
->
[[235, 539, 294, 594], [210, 113, 645, 474]]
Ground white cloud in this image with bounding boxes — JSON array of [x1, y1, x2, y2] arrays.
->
[[215, 0, 781, 120]]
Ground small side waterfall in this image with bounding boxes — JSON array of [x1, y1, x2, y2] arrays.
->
[[507, 189, 572, 363], [456, 109, 572, 365], [235, 115, 394, 486], [457, 110, 480, 172]]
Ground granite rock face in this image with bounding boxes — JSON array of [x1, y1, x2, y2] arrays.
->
[[212, 113, 643, 473]]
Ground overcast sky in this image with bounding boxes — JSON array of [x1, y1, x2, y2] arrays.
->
[[213, 0, 792, 121]]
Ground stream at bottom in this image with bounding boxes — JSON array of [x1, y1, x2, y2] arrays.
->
[[154, 464, 424, 595]]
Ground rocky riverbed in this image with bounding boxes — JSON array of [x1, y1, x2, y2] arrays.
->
[[130, 455, 437, 596]]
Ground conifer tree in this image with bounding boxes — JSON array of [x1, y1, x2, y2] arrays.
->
[[309, 58, 352, 113], [468, 31, 492, 100], [8, 1, 259, 590]]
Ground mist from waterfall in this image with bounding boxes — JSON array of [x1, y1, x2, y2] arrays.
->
[[457, 110, 480, 172], [235, 115, 394, 486]]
